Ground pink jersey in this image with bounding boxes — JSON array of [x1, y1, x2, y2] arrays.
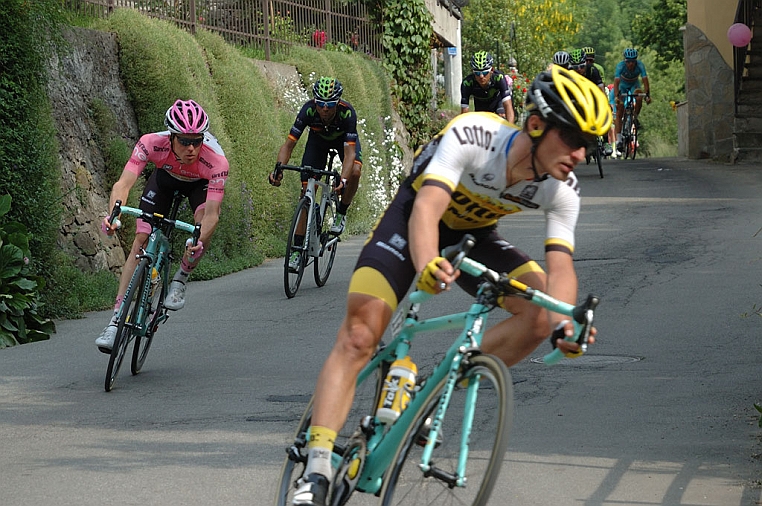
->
[[125, 132, 229, 202]]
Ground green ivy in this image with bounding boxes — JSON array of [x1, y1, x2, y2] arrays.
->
[[381, 0, 433, 149], [0, 195, 56, 347]]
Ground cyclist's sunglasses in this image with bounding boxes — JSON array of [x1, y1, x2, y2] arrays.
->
[[571, 63, 586, 70], [557, 128, 597, 151], [315, 99, 339, 108], [176, 136, 204, 147], [473, 69, 491, 76]]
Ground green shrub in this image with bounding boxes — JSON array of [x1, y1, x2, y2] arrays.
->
[[0, 195, 56, 347]]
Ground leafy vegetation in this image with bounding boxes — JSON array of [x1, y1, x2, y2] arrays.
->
[[0, 195, 55, 347]]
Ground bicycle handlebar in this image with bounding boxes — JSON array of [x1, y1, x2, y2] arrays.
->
[[109, 200, 200, 238], [275, 163, 340, 182], [409, 234, 599, 365]]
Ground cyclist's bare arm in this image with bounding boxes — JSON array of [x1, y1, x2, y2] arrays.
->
[[103, 170, 140, 234], [276, 136, 298, 166], [408, 185, 456, 287]]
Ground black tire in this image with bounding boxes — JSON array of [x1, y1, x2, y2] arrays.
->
[[596, 144, 604, 178], [285, 198, 310, 298], [314, 194, 339, 287], [380, 354, 513, 506], [276, 360, 387, 506], [105, 258, 149, 391], [131, 263, 164, 375], [631, 126, 639, 160]]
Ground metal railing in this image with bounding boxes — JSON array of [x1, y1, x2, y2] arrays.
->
[[733, 0, 760, 113], [62, 0, 383, 60]]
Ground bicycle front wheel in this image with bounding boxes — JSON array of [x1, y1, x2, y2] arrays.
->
[[380, 354, 513, 506], [105, 258, 149, 391], [285, 198, 310, 298], [314, 194, 338, 287], [132, 263, 164, 375]]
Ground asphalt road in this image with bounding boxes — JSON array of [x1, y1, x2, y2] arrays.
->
[[2, 157, 762, 506]]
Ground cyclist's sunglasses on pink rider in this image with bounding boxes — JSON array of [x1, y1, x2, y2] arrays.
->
[[557, 128, 597, 151], [315, 99, 338, 108], [474, 69, 490, 76], [176, 136, 204, 147]]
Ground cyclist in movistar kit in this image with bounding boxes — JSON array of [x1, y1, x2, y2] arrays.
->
[[96, 99, 229, 353], [570, 48, 604, 91], [289, 66, 610, 506], [270, 77, 362, 249], [460, 50, 515, 123], [614, 48, 651, 152]]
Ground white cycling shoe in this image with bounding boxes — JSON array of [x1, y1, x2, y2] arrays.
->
[[95, 315, 119, 353], [164, 280, 186, 310]]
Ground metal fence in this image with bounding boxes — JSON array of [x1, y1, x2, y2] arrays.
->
[[62, 0, 383, 60]]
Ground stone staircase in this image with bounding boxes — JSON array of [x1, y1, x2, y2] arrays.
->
[[735, 7, 762, 162]]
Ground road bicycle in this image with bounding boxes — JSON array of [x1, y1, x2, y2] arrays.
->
[[275, 150, 341, 298], [103, 194, 200, 392], [585, 135, 606, 178], [620, 92, 647, 160], [276, 234, 599, 506]]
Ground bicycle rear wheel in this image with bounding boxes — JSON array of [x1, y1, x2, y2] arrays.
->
[[631, 126, 639, 160], [132, 263, 164, 375], [285, 198, 310, 298], [622, 115, 633, 160], [276, 359, 388, 506], [596, 140, 604, 178], [380, 354, 513, 506], [314, 194, 338, 287], [105, 258, 149, 391]]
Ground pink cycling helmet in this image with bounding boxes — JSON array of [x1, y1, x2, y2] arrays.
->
[[164, 99, 210, 134]]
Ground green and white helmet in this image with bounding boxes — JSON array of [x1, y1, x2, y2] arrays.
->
[[470, 51, 494, 71], [313, 77, 343, 101], [569, 48, 586, 66]]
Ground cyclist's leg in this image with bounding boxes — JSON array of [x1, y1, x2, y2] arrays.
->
[[331, 139, 362, 234], [299, 188, 416, 488], [295, 135, 329, 240], [457, 231, 549, 367], [165, 178, 210, 310]]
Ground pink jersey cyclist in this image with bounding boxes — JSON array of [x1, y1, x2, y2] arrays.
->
[[96, 99, 229, 354]]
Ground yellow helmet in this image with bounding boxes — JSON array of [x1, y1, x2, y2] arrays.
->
[[525, 65, 611, 136]]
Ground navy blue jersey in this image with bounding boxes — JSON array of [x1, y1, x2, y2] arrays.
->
[[288, 99, 359, 144], [460, 72, 512, 114]]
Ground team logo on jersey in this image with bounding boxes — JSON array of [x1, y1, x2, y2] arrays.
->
[[389, 233, 407, 250]]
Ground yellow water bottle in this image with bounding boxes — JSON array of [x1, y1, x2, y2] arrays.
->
[[149, 267, 159, 297], [376, 356, 417, 424]]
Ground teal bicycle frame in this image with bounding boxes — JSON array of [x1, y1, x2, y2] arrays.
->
[[326, 236, 598, 497]]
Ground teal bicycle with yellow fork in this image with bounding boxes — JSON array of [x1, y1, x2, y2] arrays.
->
[[103, 194, 200, 392], [276, 235, 599, 506]]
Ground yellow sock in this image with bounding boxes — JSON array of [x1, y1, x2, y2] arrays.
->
[[308, 425, 337, 451]]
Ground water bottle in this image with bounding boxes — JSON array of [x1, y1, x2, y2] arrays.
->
[[376, 355, 417, 424], [149, 267, 160, 297]]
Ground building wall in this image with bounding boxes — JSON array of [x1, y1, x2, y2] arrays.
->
[[683, 0, 738, 160]]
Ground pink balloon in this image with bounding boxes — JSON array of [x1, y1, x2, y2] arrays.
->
[[727, 23, 752, 48]]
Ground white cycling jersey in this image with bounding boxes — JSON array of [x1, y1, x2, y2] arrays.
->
[[409, 112, 580, 254]]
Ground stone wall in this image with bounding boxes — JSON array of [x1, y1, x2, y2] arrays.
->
[[683, 23, 736, 161], [47, 27, 139, 274]]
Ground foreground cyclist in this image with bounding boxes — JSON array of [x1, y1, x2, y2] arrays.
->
[[270, 77, 363, 247], [290, 66, 610, 506], [96, 99, 229, 353]]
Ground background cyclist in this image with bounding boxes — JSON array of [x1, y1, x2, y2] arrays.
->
[[570, 48, 604, 92], [614, 48, 651, 153], [289, 66, 609, 506], [96, 99, 229, 353], [460, 50, 515, 123], [270, 77, 362, 253], [552, 50, 571, 70], [582, 46, 606, 85]]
